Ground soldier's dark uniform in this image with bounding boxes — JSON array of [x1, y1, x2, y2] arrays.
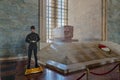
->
[[25, 28, 40, 69]]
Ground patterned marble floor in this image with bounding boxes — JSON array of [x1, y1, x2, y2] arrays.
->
[[0, 59, 120, 80]]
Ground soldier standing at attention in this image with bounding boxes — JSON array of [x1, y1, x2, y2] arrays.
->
[[25, 26, 40, 69]]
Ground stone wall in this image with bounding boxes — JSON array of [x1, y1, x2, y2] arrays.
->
[[68, 0, 102, 42], [107, 0, 120, 44], [0, 0, 38, 57]]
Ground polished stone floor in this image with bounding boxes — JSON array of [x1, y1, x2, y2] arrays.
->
[[0, 59, 120, 80]]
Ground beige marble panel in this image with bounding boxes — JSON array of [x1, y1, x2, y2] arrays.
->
[[68, 0, 102, 42]]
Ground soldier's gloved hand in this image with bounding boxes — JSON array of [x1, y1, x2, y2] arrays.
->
[[31, 40, 36, 43]]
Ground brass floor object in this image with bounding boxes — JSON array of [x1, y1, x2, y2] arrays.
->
[[25, 66, 43, 75]]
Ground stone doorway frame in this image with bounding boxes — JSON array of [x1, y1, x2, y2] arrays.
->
[[102, 0, 107, 41]]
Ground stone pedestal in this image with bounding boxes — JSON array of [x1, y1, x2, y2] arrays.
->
[[53, 25, 78, 42]]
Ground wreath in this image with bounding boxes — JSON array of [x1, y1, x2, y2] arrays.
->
[[98, 44, 111, 53]]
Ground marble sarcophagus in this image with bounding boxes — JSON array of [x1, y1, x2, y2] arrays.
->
[[38, 41, 120, 74]]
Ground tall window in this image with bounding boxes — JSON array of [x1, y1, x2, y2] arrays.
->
[[46, 0, 68, 41]]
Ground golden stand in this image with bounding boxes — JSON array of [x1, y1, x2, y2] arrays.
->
[[25, 66, 43, 75]]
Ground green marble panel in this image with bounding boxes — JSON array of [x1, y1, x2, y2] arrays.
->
[[0, 0, 38, 57], [107, 0, 120, 44]]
